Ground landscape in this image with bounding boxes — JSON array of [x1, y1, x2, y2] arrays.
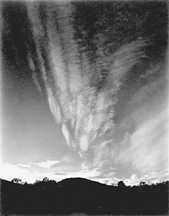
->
[[1, 1, 168, 215], [1, 177, 169, 215]]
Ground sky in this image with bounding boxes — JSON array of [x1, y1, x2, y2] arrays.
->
[[1, 1, 169, 185]]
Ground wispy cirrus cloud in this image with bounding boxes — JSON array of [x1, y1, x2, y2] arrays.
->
[[27, 2, 146, 155], [114, 111, 168, 175], [88, 63, 168, 181]]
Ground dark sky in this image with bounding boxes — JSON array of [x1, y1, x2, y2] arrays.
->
[[1, 1, 168, 185]]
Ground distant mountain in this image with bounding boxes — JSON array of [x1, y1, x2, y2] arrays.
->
[[1, 178, 168, 215]]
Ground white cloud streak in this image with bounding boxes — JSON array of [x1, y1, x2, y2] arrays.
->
[[62, 124, 70, 146], [32, 160, 60, 169]]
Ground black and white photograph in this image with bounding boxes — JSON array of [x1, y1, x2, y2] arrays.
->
[[1, 0, 169, 215]]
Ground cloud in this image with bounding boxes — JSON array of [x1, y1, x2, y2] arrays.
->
[[91, 139, 114, 168], [125, 172, 169, 186], [24, 2, 168, 185], [130, 112, 168, 173], [113, 108, 168, 174], [0, 163, 37, 183], [32, 160, 60, 169], [91, 61, 168, 179], [18, 164, 31, 168], [79, 135, 89, 152], [62, 124, 70, 146], [47, 88, 62, 124], [27, 3, 146, 155], [1, 160, 168, 186], [110, 76, 168, 177]]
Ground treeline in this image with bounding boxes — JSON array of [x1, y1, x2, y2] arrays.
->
[[1, 177, 168, 215]]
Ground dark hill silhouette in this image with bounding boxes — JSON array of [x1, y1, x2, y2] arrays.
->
[[1, 177, 168, 215]]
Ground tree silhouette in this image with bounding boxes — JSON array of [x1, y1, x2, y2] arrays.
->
[[43, 177, 49, 182], [11, 178, 22, 184], [118, 181, 126, 187], [140, 181, 146, 186]]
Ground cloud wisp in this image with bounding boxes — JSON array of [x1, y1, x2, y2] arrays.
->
[[31, 160, 60, 169]]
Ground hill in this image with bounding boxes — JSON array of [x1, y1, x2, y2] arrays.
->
[[1, 178, 168, 215]]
